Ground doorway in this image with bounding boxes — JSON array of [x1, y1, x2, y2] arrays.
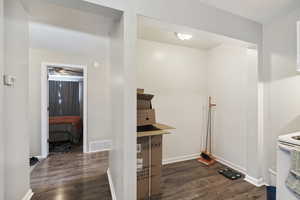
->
[[136, 15, 265, 199], [41, 63, 88, 157]]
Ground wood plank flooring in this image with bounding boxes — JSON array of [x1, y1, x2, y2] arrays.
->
[[161, 160, 266, 200], [30, 151, 112, 200], [31, 151, 266, 200]]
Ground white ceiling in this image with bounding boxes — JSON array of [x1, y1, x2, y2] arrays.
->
[[138, 17, 253, 50], [198, 0, 300, 23]]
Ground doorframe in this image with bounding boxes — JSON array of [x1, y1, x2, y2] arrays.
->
[[41, 62, 88, 157]]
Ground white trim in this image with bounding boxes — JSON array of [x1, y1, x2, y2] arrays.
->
[[162, 153, 200, 165], [41, 63, 88, 156], [41, 63, 49, 158], [35, 155, 47, 160], [214, 155, 247, 174], [244, 175, 265, 187], [107, 168, 117, 200], [88, 148, 112, 153], [22, 189, 33, 200], [297, 21, 300, 71], [48, 75, 83, 82], [215, 155, 267, 187]]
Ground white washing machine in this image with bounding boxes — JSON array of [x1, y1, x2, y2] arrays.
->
[[277, 132, 300, 200]]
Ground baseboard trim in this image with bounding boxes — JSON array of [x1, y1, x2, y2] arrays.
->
[[163, 153, 200, 165], [214, 155, 247, 174], [107, 168, 117, 200], [35, 155, 47, 160], [89, 148, 112, 153], [244, 175, 265, 187], [22, 189, 34, 200]]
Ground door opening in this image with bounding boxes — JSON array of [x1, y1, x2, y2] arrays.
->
[[41, 63, 88, 157]]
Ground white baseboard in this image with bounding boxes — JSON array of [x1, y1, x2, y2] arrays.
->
[[35, 155, 47, 160], [89, 140, 112, 153], [214, 155, 265, 187], [107, 168, 117, 200], [244, 175, 265, 187], [22, 189, 34, 200], [214, 155, 247, 174], [163, 153, 200, 165]]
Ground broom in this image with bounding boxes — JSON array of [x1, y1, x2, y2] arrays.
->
[[198, 96, 216, 165]]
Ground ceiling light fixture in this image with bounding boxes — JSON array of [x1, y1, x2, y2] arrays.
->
[[175, 32, 193, 41]]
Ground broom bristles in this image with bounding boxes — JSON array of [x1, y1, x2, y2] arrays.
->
[[201, 151, 212, 161]]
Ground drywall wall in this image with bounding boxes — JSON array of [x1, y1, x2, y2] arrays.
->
[[29, 45, 111, 156], [85, 0, 263, 198], [122, 11, 137, 200], [0, 0, 4, 199], [137, 39, 208, 161], [28, 8, 113, 156], [109, 16, 125, 200], [3, 0, 30, 199], [109, 11, 137, 200], [207, 45, 258, 173], [0, 0, 264, 199], [263, 7, 300, 184], [109, 15, 136, 200], [137, 40, 260, 179]]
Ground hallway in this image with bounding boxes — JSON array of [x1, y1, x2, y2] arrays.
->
[[30, 151, 112, 200]]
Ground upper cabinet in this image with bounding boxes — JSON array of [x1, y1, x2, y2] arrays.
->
[[297, 21, 300, 71]]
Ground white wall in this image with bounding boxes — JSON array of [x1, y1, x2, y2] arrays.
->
[[3, 0, 30, 199], [263, 7, 300, 184], [0, 0, 4, 199], [82, 1, 263, 198], [28, 16, 112, 156], [109, 11, 137, 200], [29, 47, 111, 156], [109, 17, 124, 200], [207, 45, 257, 172], [137, 40, 258, 176], [137, 39, 208, 161], [0, 0, 264, 199]]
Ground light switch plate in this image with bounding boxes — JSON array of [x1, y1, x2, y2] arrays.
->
[[3, 74, 16, 86]]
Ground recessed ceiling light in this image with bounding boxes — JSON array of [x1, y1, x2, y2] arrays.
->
[[175, 32, 193, 41]]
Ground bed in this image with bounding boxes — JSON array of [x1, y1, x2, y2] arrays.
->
[[49, 116, 83, 144]]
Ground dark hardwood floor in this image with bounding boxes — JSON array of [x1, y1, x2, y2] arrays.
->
[[30, 151, 112, 200], [31, 151, 266, 200], [161, 160, 266, 200]]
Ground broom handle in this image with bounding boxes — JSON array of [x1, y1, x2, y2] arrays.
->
[[208, 97, 216, 154], [210, 107, 213, 154], [205, 106, 210, 151]]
